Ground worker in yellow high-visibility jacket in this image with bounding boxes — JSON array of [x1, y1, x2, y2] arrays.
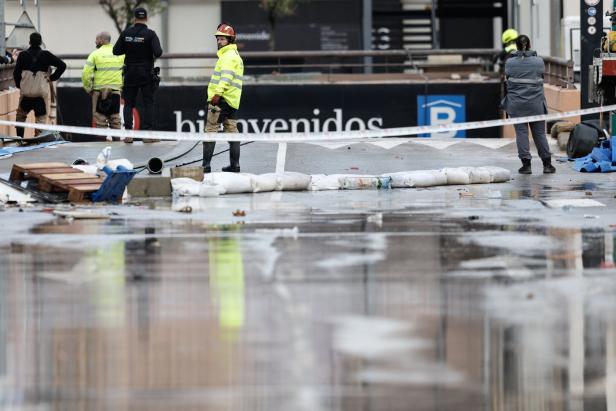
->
[[82, 32, 125, 134], [202, 23, 245, 173]]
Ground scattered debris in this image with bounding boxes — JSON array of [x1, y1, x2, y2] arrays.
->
[[176, 205, 193, 213], [233, 209, 247, 217]]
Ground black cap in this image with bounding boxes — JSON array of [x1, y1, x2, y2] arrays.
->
[[134, 7, 147, 19]]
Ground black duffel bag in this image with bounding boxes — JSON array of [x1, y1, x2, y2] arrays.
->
[[567, 120, 608, 158]]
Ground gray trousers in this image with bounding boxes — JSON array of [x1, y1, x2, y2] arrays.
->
[[514, 120, 551, 161]]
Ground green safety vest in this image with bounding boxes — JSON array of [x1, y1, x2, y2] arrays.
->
[[82, 44, 125, 92], [207, 44, 244, 109]]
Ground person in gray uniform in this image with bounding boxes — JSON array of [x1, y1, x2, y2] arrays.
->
[[502, 34, 555, 175]]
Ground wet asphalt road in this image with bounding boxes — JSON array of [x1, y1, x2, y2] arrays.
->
[[1, 139, 616, 410]]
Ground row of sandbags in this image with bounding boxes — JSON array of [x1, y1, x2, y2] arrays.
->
[[171, 166, 511, 197]]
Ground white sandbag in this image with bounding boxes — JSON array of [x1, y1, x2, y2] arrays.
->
[[482, 166, 511, 183], [171, 178, 202, 196], [251, 173, 278, 193], [276, 172, 311, 191], [466, 167, 492, 184], [107, 159, 134, 170], [442, 167, 471, 185], [309, 174, 342, 191], [340, 176, 392, 190], [204, 172, 253, 194], [199, 183, 223, 197], [386, 170, 448, 188], [72, 165, 99, 175]]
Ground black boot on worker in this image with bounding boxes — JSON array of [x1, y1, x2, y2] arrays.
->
[[542, 158, 556, 174], [202, 142, 215, 173], [518, 159, 532, 175], [222, 165, 240, 173], [222, 142, 241, 172]]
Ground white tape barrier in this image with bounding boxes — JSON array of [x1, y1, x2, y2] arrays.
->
[[0, 104, 613, 143]]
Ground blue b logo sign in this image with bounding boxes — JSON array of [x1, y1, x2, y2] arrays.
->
[[417, 95, 466, 138]]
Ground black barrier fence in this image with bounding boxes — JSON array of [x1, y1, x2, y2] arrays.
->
[[57, 81, 502, 141]]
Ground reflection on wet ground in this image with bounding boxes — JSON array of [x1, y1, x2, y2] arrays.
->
[[1, 185, 616, 411]]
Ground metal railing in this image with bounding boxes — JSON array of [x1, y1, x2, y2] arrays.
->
[[543, 56, 575, 89], [45, 49, 575, 89]]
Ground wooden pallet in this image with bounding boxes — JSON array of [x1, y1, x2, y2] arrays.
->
[[9, 162, 105, 203]]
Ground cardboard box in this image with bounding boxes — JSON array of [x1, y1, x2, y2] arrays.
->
[[8, 89, 19, 113], [7, 111, 35, 138], [0, 114, 9, 136], [0, 90, 9, 115]]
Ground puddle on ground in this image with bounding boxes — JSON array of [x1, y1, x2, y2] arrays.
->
[[0, 199, 615, 411]]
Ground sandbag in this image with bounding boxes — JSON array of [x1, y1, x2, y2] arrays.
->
[[442, 167, 471, 185], [567, 121, 604, 159], [251, 173, 278, 193], [199, 184, 224, 197], [204, 172, 253, 194], [171, 178, 202, 196], [463, 167, 492, 184], [481, 166, 511, 183], [340, 176, 392, 190], [276, 172, 311, 191], [107, 159, 134, 170], [72, 165, 99, 175], [309, 174, 342, 191], [386, 170, 448, 188]]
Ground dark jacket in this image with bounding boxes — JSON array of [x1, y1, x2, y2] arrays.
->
[[113, 23, 163, 86], [13, 46, 66, 88], [502, 50, 547, 117]]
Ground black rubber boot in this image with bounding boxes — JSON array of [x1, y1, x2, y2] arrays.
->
[[202, 142, 215, 172], [229, 142, 240, 167], [222, 142, 240, 172], [542, 158, 556, 174], [518, 159, 532, 175], [222, 165, 240, 173]]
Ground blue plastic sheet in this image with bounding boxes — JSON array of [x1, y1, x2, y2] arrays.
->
[[0, 141, 69, 160], [574, 137, 616, 172]]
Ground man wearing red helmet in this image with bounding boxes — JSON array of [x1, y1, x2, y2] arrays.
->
[[202, 23, 245, 173]]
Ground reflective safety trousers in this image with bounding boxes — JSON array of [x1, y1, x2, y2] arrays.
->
[[207, 44, 244, 109], [82, 44, 125, 92]]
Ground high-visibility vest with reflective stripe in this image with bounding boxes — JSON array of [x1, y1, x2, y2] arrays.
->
[[207, 44, 244, 109], [82, 44, 125, 92], [505, 43, 517, 54]]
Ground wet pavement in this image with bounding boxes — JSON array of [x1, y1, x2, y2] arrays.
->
[[1, 140, 616, 410]]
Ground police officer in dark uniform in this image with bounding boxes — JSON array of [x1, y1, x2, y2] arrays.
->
[[113, 7, 162, 143]]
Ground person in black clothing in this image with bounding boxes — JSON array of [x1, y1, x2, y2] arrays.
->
[[113, 7, 162, 143], [13, 32, 66, 139]]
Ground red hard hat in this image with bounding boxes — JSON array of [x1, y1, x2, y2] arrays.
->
[[215, 24, 236, 37]]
